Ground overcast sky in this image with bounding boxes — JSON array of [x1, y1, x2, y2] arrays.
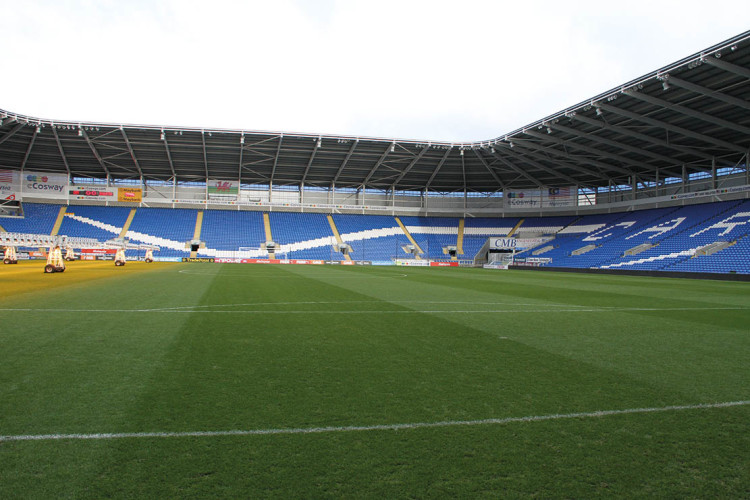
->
[[2, 0, 749, 142]]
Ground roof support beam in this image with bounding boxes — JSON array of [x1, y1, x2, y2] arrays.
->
[[509, 139, 635, 181], [701, 55, 750, 80], [425, 148, 452, 190], [548, 121, 682, 168], [301, 138, 320, 184], [507, 143, 615, 184], [460, 151, 467, 195], [161, 135, 177, 180], [571, 113, 716, 168], [80, 128, 110, 177], [19, 127, 38, 171], [238, 134, 244, 185], [51, 127, 71, 176], [392, 145, 430, 188], [488, 150, 544, 188], [598, 102, 747, 154], [362, 144, 392, 187], [472, 149, 505, 190], [333, 139, 358, 184], [120, 127, 146, 178], [622, 89, 750, 136], [201, 131, 209, 181], [665, 76, 750, 112], [498, 144, 595, 186], [0, 123, 24, 146], [524, 129, 649, 177], [270, 134, 283, 186]]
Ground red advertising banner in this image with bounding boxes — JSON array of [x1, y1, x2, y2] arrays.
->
[[430, 261, 459, 267]]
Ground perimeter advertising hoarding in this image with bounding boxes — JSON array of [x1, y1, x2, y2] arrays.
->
[[0, 169, 19, 200], [118, 187, 143, 202], [21, 170, 69, 198]]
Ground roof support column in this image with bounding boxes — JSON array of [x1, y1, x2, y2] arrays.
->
[[682, 165, 688, 194], [712, 157, 717, 189], [20, 127, 38, 171]]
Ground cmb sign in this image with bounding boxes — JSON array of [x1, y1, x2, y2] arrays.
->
[[490, 238, 517, 249]]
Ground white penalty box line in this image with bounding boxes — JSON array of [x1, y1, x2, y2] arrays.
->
[[2, 400, 747, 443]]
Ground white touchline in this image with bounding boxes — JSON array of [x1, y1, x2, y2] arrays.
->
[[1, 400, 747, 443]]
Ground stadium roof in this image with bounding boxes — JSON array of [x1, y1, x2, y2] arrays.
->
[[1, 31, 749, 193]]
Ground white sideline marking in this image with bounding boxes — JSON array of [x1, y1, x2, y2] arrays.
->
[[2, 400, 747, 443], [0, 306, 747, 314], [177, 269, 409, 278]]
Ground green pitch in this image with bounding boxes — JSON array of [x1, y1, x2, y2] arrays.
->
[[1, 262, 748, 497]]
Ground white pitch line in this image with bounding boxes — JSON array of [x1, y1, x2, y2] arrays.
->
[[1, 400, 747, 443], [0, 306, 747, 314], [143, 301, 582, 312]]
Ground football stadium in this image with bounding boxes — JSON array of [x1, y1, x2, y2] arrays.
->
[[1, 10, 749, 498]]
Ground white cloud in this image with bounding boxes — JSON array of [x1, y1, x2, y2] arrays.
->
[[2, 0, 749, 141]]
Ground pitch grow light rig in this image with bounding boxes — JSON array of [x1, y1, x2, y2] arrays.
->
[[0, 232, 159, 272]]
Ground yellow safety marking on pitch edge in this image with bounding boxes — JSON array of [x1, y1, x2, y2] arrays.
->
[[508, 218, 524, 237], [191, 211, 204, 258], [327, 215, 352, 261], [394, 217, 423, 258], [263, 213, 275, 259], [119, 208, 137, 238], [457, 219, 465, 255]]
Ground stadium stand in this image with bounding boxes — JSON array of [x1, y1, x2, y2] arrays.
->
[[268, 212, 341, 260], [3, 201, 749, 273], [462, 217, 521, 260], [400, 216, 460, 260], [332, 214, 412, 262], [125, 208, 197, 258], [199, 210, 266, 254], [59, 205, 132, 241], [0, 203, 62, 235]]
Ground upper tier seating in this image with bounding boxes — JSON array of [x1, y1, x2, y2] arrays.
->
[[0, 203, 61, 235]]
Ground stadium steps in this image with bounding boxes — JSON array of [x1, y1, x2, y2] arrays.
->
[[50, 206, 67, 236], [394, 216, 424, 258], [190, 211, 204, 258], [263, 213, 275, 258], [0, 223, 5, 232], [119, 208, 137, 238], [507, 218, 524, 237], [457, 218, 464, 255], [327, 215, 352, 261]]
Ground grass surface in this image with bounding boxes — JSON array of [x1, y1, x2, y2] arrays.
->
[[1, 260, 748, 498]]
